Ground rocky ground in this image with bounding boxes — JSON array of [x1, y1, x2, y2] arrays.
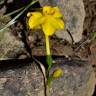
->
[[0, 0, 96, 96]]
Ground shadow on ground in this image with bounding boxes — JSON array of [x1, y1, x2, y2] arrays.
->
[[0, 56, 86, 71]]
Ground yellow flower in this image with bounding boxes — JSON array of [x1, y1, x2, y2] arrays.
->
[[52, 68, 62, 78], [27, 6, 64, 36]]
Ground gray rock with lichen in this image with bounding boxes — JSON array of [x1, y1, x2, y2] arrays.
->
[[49, 57, 95, 96], [0, 23, 25, 60], [0, 62, 44, 96], [0, 57, 95, 96], [40, 0, 85, 43]]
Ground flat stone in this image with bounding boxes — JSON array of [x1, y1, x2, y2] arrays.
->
[[0, 61, 44, 96], [40, 0, 85, 43], [0, 57, 95, 96], [49, 57, 95, 96], [0, 23, 25, 60]]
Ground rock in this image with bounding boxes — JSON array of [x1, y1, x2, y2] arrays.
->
[[39, 0, 49, 5], [49, 57, 95, 96], [0, 61, 44, 96], [0, 23, 25, 60], [40, 0, 85, 43], [51, 43, 74, 56], [83, 0, 96, 33], [0, 57, 95, 96]]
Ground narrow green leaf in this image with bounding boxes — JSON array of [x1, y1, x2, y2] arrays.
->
[[47, 75, 53, 87], [46, 55, 52, 71]]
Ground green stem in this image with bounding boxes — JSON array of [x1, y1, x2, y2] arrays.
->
[[45, 35, 52, 72]]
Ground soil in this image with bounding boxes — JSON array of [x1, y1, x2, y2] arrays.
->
[[0, 0, 96, 96]]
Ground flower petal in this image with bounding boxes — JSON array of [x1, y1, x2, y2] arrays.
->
[[27, 12, 42, 18], [28, 12, 45, 29], [53, 7, 63, 18], [28, 16, 39, 29], [42, 21, 56, 36], [56, 19, 64, 29], [49, 17, 64, 30], [31, 12, 42, 18]]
